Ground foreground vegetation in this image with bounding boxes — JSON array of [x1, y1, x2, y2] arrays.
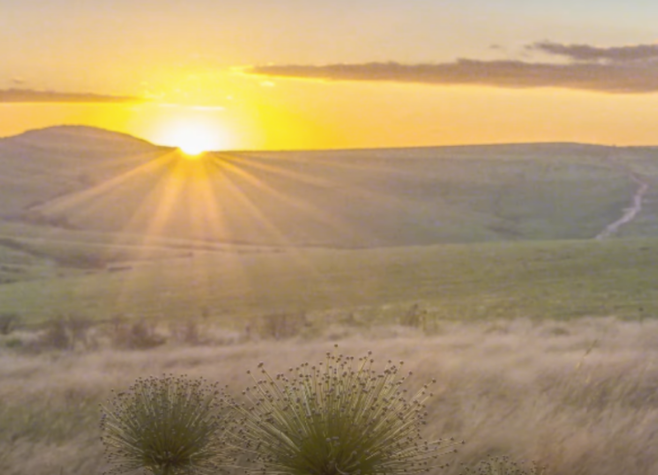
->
[[1, 134, 657, 474], [1, 317, 656, 475]]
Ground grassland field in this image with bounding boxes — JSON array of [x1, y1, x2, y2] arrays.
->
[[2, 318, 658, 475], [2, 129, 658, 475], [0, 236, 656, 328]]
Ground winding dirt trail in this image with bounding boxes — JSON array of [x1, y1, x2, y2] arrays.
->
[[595, 172, 650, 240]]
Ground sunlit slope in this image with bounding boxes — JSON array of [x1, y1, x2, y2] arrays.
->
[[25, 137, 656, 247], [2, 237, 657, 324], [0, 126, 164, 216]]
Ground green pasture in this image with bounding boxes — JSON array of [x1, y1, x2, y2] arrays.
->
[[1, 237, 656, 327]]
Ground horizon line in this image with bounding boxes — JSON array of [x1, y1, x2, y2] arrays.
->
[[2, 124, 657, 153]]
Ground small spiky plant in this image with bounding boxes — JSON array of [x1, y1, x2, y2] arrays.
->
[[100, 374, 233, 475], [460, 456, 546, 475], [230, 347, 460, 475]]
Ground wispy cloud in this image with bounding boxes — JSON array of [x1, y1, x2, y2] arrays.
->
[[247, 42, 658, 94], [0, 88, 143, 103], [528, 41, 658, 63]]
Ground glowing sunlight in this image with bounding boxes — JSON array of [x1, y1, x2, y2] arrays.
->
[[150, 113, 229, 155], [171, 123, 221, 156]]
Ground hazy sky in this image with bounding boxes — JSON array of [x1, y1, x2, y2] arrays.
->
[[3, 1, 658, 150]]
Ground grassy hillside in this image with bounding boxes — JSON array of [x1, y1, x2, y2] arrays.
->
[[0, 219, 289, 285], [2, 237, 656, 326], [0, 126, 165, 216], [606, 146, 658, 237], [32, 143, 644, 246], [2, 128, 656, 246], [1, 128, 657, 326]]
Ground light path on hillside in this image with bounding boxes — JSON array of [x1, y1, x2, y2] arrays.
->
[[595, 172, 650, 240]]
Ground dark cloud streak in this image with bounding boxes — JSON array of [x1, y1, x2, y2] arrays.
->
[[529, 41, 658, 63], [248, 41, 658, 94], [249, 60, 658, 94], [0, 88, 143, 103]]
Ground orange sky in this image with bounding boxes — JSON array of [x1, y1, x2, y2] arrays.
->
[[4, 79, 658, 151], [3, 1, 658, 150]]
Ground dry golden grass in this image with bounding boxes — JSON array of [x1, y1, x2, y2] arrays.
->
[[1, 317, 657, 475]]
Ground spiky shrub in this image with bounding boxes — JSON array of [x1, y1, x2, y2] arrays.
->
[[459, 456, 546, 475], [230, 348, 459, 475], [100, 374, 233, 475]]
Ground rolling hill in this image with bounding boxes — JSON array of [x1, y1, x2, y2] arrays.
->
[[2, 126, 658, 248], [0, 126, 164, 217], [1, 126, 658, 324]]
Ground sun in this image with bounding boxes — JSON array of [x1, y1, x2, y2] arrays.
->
[[149, 113, 230, 157], [171, 124, 220, 156]]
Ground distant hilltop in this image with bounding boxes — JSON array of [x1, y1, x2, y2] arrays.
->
[[4, 125, 159, 151]]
